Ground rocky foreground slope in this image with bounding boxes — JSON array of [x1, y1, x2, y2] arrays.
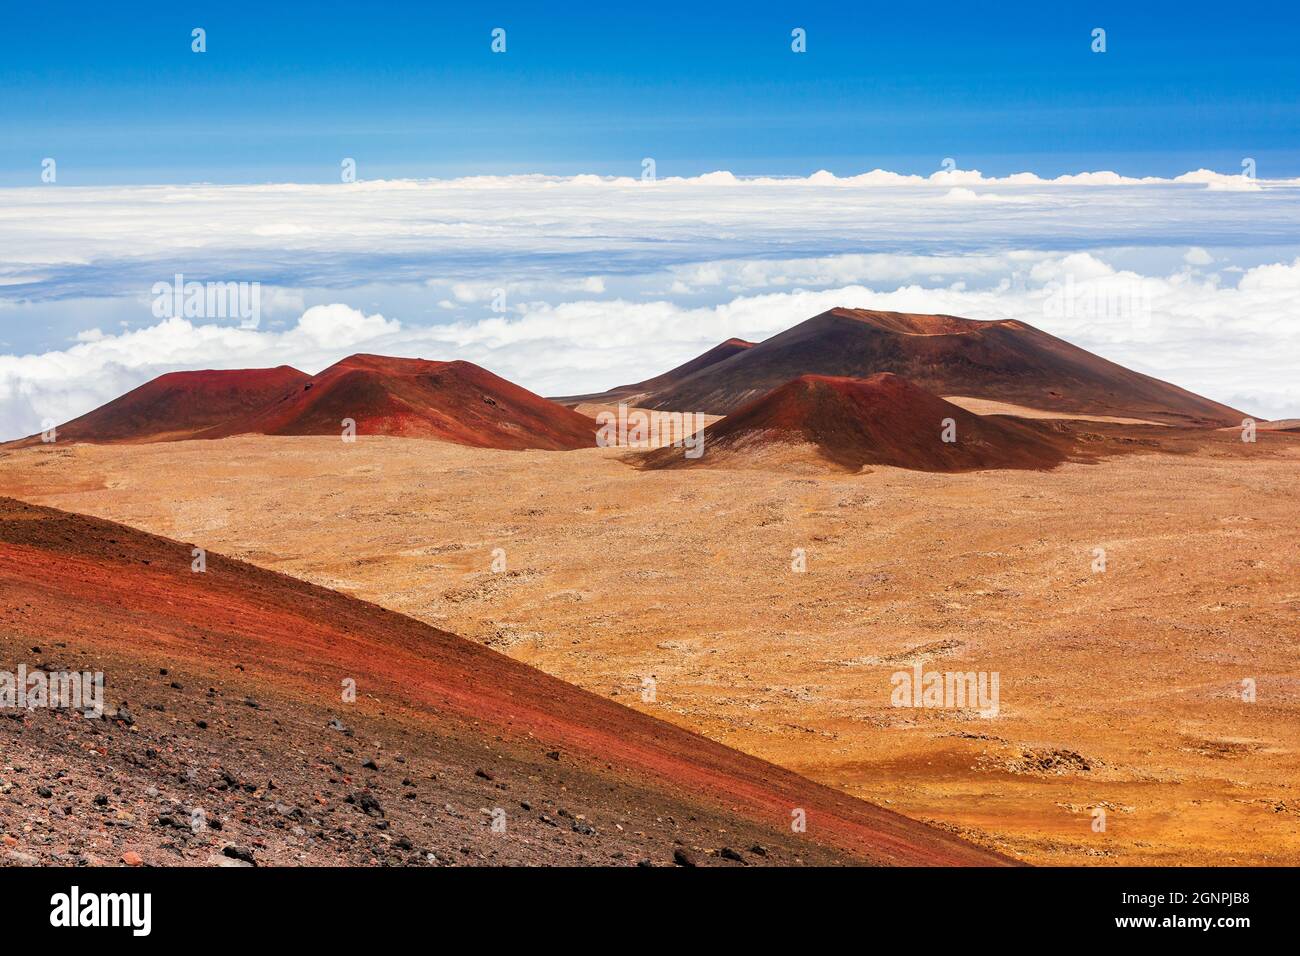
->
[[0, 498, 1006, 867]]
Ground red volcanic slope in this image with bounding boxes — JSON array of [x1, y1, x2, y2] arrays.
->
[[551, 338, 755, 406], [614, 337, 756, 395], [0, 497, 1008, 866], [610, 309, 1245, 426], [11, 366, 309, 446], [644, 373, 1074, 472], [636, 337, 756, 389], [199, 354, 597, 450]]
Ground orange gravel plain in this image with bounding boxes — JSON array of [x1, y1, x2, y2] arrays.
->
[[2, 431, 1297, 865]]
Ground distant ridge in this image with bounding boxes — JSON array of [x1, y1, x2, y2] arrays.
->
[[10, 308, 1251, 451], [9, 366, 309, 446], [11, 356, 598, 452], [198, 354, 598, 450], [552, 337, 755, 406], [589, 309, 1246, 427]]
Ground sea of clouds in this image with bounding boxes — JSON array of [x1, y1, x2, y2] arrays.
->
[[2, 168, 1298, 440]]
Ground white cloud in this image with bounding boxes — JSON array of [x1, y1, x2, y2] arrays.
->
[[1174, 169, 1263, 191], [4, 168, 1293, 304], [294, 303, 400, 345], [3, 253, 1300, 440]]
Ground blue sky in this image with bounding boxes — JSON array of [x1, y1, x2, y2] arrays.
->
[[2, 1, 1298, 184]]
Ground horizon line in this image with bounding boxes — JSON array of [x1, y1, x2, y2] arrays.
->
[[5, 166, 1293, 192]]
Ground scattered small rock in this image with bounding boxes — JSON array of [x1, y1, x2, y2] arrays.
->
[[222, 845, 257, 865]]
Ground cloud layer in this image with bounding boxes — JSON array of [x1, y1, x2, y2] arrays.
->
[[2, 170, 1299, 439]]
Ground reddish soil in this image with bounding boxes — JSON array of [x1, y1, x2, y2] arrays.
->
[[643, 373, 1077, 472], [612, 308, 1247, 426], [0, 497, 1007, 867], [8, 367, 309, 447], [198, 355, 597, 450]]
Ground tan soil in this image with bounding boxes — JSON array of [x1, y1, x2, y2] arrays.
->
[[571, 404, 724, 448], [941, 397, 1168, 426]]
